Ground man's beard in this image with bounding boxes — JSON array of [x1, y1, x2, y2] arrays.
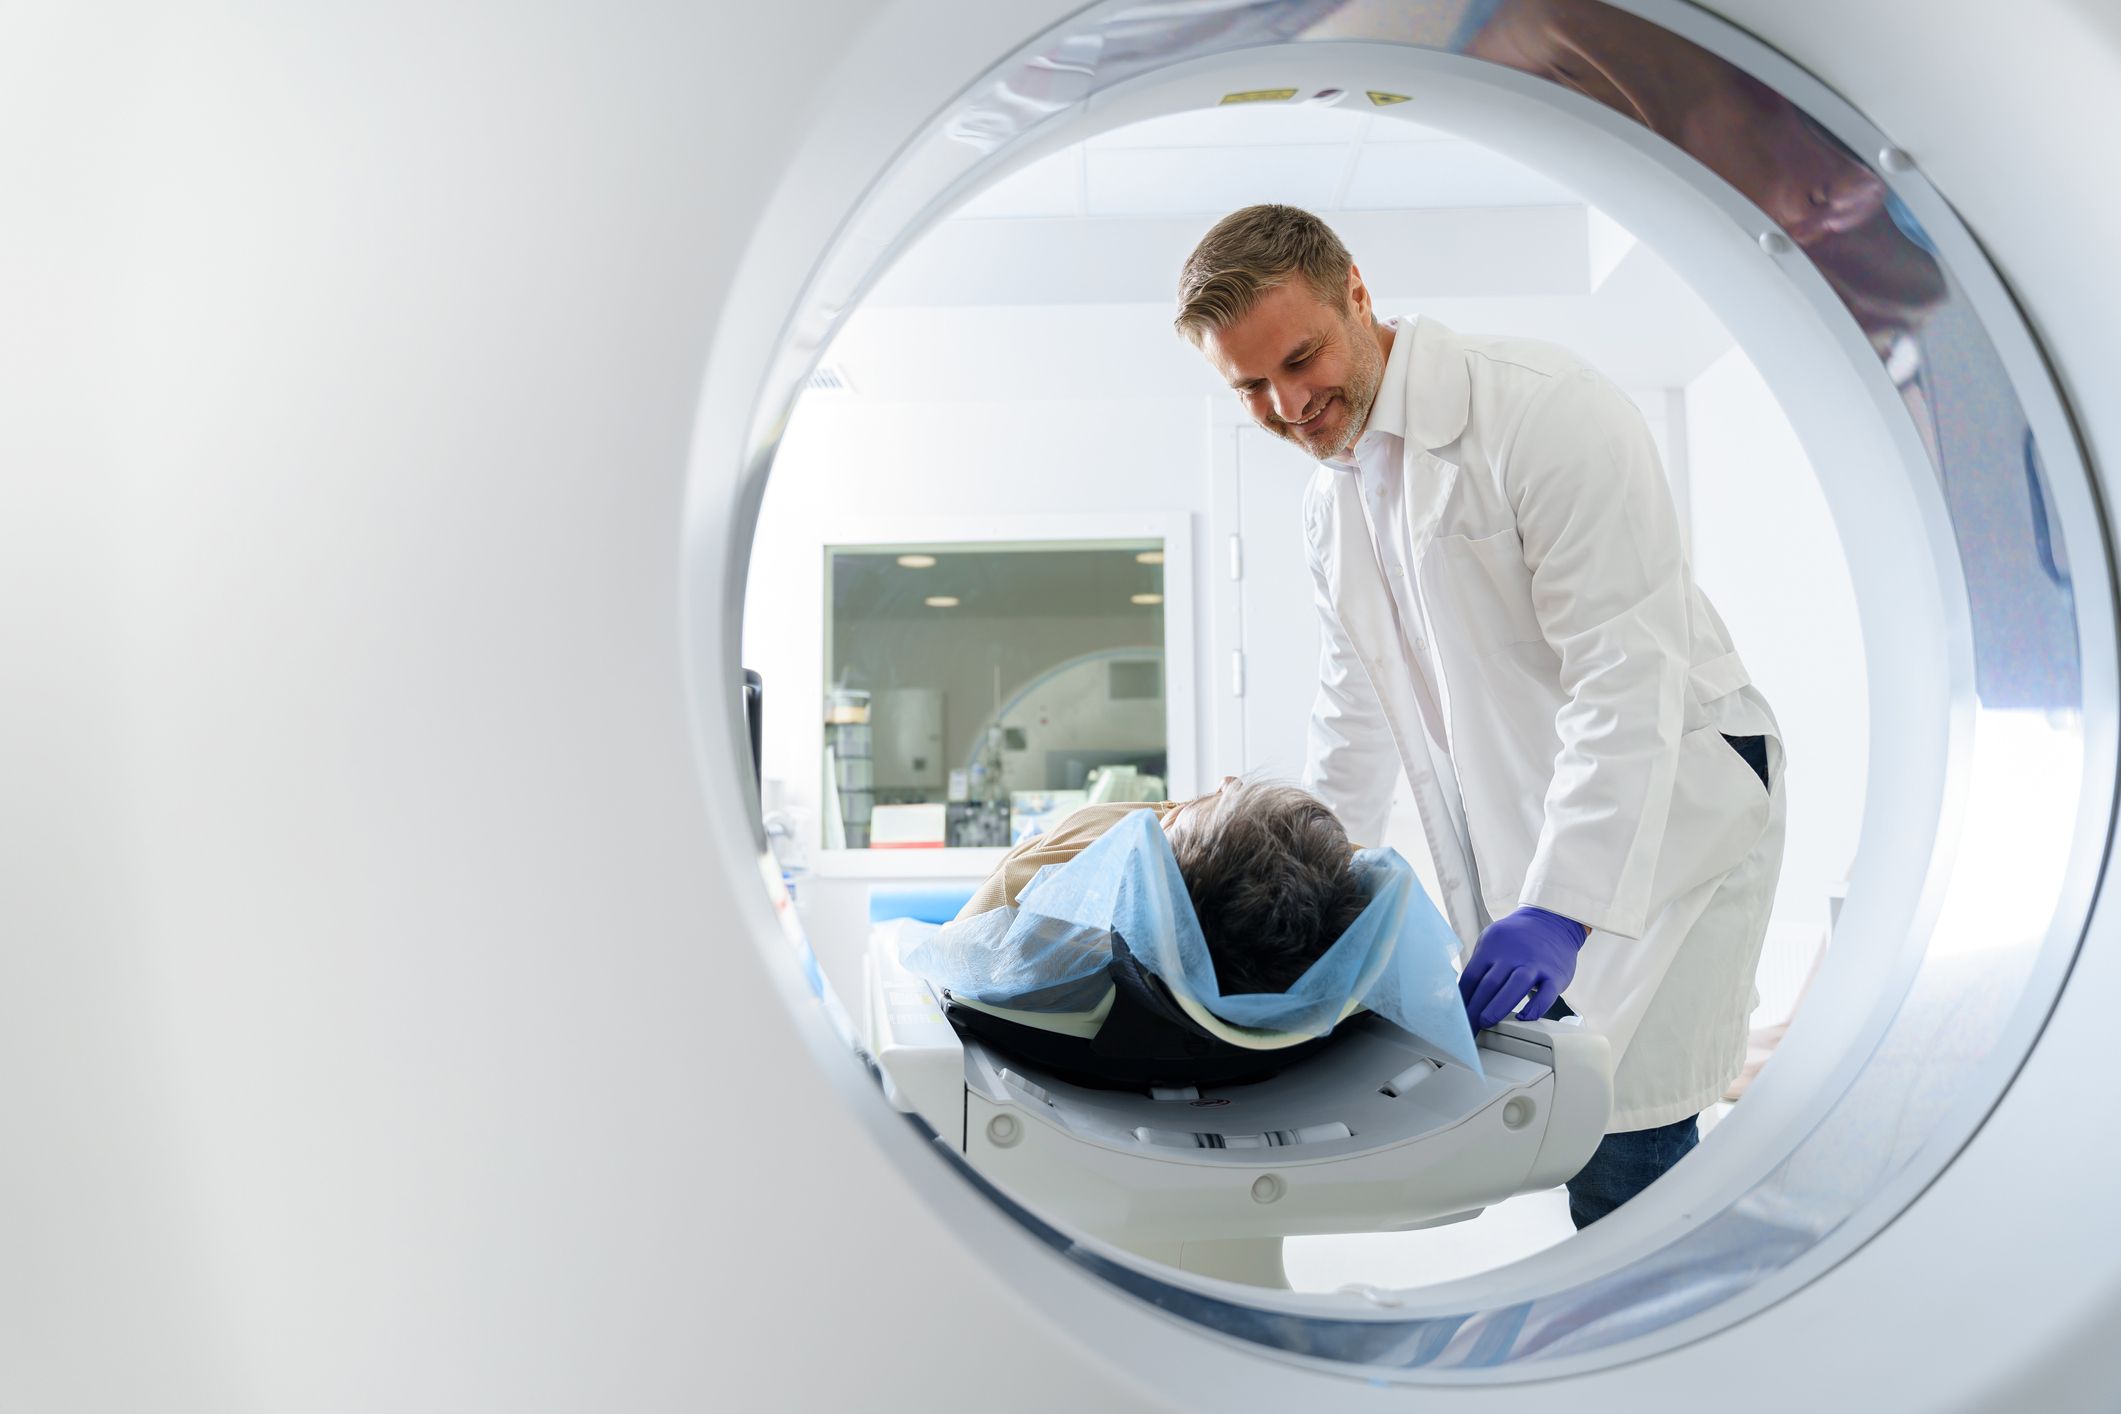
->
[[1270, 327, 1381, 460], [1273, 376, 1376, 460], [1316, 378, 1377, 460]]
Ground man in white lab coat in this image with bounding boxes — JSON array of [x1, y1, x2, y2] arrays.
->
[[1175, 205, 1786, 1227]]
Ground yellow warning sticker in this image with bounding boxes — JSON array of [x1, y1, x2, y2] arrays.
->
[[1219, 88, 1299, 105], [1367, 90, 1413, 106]]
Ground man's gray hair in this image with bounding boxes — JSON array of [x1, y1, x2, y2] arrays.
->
[[1167, 779, 1369, 995], [1173, 204, 1353, 346]]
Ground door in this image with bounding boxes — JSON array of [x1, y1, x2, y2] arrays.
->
[[1216, 424, 1441, 890], [1232, 428, 1325, 779]]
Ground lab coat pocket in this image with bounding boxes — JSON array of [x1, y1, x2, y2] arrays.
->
[[1427, 528, 1545, 650], [1648, 723, 1773, 915]]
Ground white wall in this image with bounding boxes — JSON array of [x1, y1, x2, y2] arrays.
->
[[1687, 345, 1870, 1023]]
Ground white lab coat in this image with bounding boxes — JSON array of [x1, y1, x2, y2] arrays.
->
[[1302, 317, 1784, 1130]]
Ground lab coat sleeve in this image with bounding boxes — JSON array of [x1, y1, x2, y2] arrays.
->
[[1301, 493, 1399, 849], [1509, 370, 1691, 939]]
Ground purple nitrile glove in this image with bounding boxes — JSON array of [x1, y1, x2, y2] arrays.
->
[[1459, 906, 1588, 1031]]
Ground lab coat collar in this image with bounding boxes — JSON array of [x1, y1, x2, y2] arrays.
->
[[1359, 316, 1412, 447], [1400, 315, 1472, 451], [1327, 316, 1413, 471], [1327, 315, 1469, 467]]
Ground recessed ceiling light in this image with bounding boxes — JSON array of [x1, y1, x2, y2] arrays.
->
[[1130, 593, 1163, 606], [924, 595, 960, 608], [897, 554, 938, 568], [1134, 550, 1165, 565]]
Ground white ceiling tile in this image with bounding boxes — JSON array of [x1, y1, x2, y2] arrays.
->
[[1341, 141, 1579, 209], [1085, 144, 1345, 217], [949, 149, 1080, 220]]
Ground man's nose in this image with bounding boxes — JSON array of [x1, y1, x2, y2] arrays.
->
[[1268, 381, 1307, 422]]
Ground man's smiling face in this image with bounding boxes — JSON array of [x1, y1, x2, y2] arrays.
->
[[1197, 267, 1387, 461]]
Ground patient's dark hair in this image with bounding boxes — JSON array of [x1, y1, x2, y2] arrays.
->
[[1166, 781, 1369, 996]]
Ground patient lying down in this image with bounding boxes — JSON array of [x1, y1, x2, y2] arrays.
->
[[936, 779, 1371, 1089]]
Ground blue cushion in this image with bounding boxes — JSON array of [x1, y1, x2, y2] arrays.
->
[[868, 884, 979, 925]]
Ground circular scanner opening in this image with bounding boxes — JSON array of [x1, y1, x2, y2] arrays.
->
[[718, 0, 2112, 1385], [751, 97, 1861, 1295]]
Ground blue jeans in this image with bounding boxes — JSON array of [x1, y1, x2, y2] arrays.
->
[[1567, 1115, 1700, 1229]]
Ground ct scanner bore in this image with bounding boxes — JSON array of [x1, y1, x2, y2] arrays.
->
[[9, 1, 2121, 1409], [709, 0, 2117, 1393]]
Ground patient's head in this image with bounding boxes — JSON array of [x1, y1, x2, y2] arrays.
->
[[1162, 779, 1369, 995]]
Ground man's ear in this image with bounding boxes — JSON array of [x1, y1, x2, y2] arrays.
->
[[1346, 263, 1371, 319]]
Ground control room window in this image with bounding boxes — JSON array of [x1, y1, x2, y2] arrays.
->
[[824, 540, 1169, 850]]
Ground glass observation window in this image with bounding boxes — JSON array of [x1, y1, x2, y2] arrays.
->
[[823, 540, 1168, 850]]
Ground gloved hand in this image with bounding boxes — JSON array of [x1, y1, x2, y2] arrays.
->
[[1459, 907, 1587, 1031]]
